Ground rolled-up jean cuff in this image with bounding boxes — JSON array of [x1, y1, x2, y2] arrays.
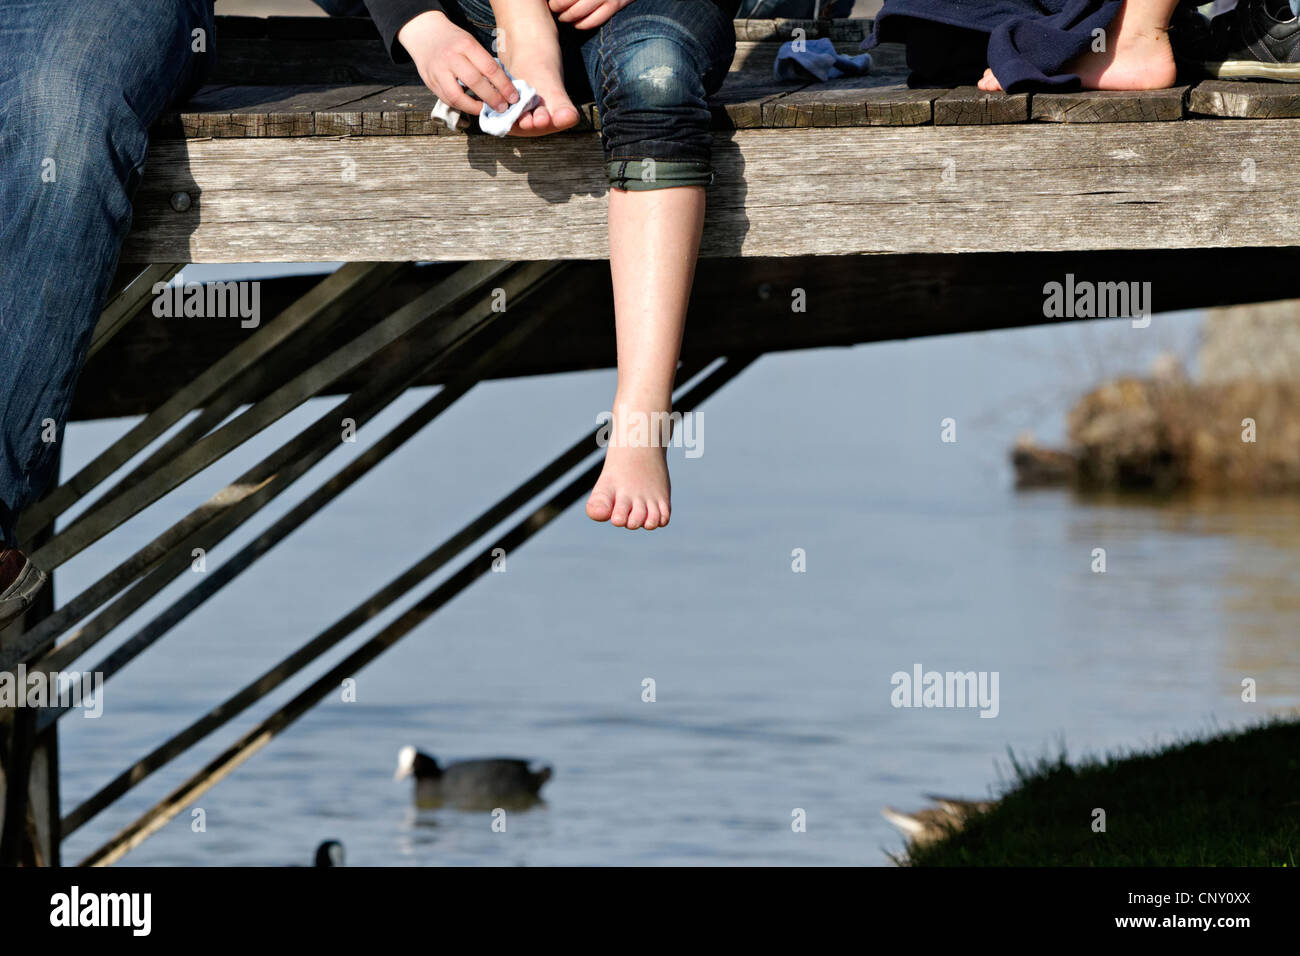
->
[[606, 159, 714, 191]]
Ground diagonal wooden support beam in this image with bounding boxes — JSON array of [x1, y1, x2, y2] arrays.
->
[[28, 260, 514, 573], [0, 263, 563, 676], [88, 264, 181, 361], [42, 272, 576, 704], [30, 266, 416, 542], [77, 354, 757, 866], [22, 261, 406, 537], [61, 305, 652, 834]]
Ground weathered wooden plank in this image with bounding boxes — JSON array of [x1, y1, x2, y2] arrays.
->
[[734, 17, 871, 41], [182, 83, 386, 113], [175, 84, 392, 138], [124, 119, 1300, 263], [1032, 86, 1188, 123], [90, 264, 181, 359], [175, 77, 816, 138], [77, 247, 1300, 421], [709, 76, 807, 130], [731, 39, 789, 77], [312, 85, 462, 137], [1188, 79, 1300, 119], [764, 74, 937, 127], [934, 86, 1029, 125]]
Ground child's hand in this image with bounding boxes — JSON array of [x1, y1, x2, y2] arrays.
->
[[398, 10, 519, 115], [547, 0, 636, 30]]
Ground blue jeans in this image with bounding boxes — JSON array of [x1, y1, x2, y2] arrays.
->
[[0, 0, 214, 549], [449, 0, 736, 189]]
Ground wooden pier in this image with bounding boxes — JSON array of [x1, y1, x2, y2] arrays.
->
[[3, 14, 1300, 866]]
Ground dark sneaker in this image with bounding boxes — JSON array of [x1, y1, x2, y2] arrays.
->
[[1184, 0, 1300, 81], [0, 549, 48, 630]]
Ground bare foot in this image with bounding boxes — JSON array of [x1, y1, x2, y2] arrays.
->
[[1064, 1, 1178, 90], [976, 1, 1178, 92], [586, 402, 672, 531], [497, 25, 579, 136]]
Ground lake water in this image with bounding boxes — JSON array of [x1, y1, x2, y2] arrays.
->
[[50, 301, 1300, 866]]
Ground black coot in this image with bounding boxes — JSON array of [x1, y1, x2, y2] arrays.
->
[[395, 746, 552, 810]]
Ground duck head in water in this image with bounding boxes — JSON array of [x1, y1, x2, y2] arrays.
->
[[394, 745, 441, 782]]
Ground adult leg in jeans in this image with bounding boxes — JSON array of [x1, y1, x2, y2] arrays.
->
[[0, 0, 214, 628]]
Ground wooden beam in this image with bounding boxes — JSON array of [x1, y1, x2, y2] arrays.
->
[[763, 75, 940, 127], [1, 264, 562, 677], [26, 262, 406, 537], [934, 87, 1029, 125], [75, 246, 1300, 422], [1189, 80, 1300, 119], [1030, 86, 1188, 123], [122, 119, 1300, 264], [0, 505, 58, 866], [89, 264, 181, 360]]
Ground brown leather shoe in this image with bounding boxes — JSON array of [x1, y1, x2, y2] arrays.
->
[[0, 549, 48, 630]]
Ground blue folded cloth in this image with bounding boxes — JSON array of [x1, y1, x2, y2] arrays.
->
[[865, 0, 1121, 92], [773, 37, 872, 82]]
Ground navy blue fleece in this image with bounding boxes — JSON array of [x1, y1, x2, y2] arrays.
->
[[867, 0, 1124, 91]]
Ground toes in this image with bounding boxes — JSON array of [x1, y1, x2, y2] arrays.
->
[[657, 499, 671, 527], [643, 501, 660, 531], [610, 493, 633, 528], [552, 103, 579, 129], [586, 488, 614, 522], [626, 499, 648, 531]]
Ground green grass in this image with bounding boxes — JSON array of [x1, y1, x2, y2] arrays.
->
[[906, 717, 1300, 866]]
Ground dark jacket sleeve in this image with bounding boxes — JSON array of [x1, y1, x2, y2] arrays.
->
[[364, 0, 448, 61]]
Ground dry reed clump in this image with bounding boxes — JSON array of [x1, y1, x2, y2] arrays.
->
[[1014, 378, 1300, 493]]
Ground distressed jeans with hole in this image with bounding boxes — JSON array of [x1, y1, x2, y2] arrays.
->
[[449, 0, 737, 189]]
